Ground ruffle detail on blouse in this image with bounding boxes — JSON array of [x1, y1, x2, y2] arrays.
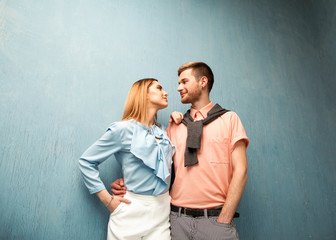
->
[[130, 121, 174, 195]]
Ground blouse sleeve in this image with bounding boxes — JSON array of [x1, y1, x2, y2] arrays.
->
[[79, 123, 122, 194]]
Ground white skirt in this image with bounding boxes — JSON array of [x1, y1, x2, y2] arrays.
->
[[107, 191, 171, 240]]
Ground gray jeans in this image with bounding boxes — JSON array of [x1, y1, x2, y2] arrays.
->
[[170, 211, 239, 240]]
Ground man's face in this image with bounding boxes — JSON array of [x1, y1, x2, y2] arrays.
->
[[177, 69, 202, 104]]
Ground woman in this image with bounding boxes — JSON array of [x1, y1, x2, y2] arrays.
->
[[79, 78, 175, 240]]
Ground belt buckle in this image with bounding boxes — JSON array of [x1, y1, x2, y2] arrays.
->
[[184, 208, 187, 215]]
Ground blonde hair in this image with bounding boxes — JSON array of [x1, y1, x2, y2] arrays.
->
[[122, 78, 159, 126]]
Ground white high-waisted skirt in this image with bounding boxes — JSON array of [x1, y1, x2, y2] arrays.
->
[[107, 191, 171, 240]]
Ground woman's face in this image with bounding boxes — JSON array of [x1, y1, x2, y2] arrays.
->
[[147, 81, 168, 110]]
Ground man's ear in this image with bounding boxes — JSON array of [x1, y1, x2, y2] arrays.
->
[[200, 76, 208, 89]]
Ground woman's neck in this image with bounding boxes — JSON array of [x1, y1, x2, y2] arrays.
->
[[141, 108, 156, 127]]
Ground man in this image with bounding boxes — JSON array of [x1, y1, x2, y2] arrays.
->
[[167, 62, 249, 240], [112, 62, 249, 240]]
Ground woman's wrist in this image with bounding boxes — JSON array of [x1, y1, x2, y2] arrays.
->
[[105, 195, 114, 208], [96, 189, 112, 206]]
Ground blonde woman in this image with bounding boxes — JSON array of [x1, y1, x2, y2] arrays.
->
[[79, 78, 175, 240]]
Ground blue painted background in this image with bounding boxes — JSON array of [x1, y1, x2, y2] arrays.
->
[[0, 0, 335, 239]]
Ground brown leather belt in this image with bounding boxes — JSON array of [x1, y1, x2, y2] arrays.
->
[[171, 204, 239, 218]]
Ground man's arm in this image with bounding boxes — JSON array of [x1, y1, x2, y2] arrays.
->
[[217, 140, 248, 223], [110, 178, 127, 196]]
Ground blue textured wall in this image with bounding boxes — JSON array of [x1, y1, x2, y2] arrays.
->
[[0, 0, 335, 239]]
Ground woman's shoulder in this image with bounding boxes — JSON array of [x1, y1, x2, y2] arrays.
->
[[106, 119, 136, 134], [153, 124, 167, 134]]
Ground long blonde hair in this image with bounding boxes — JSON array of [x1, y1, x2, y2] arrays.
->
[[122, 78, 159, 126]]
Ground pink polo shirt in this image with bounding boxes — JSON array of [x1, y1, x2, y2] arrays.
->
[[167, 102, 249, 209]]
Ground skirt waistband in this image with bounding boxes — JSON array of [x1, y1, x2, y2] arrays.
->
[[125, 191, 170, 201]]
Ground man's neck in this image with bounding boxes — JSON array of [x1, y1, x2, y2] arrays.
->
[[191, 98, 211, 110]]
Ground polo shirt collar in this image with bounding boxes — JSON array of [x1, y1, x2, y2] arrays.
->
[[190, 101, 214, 120]]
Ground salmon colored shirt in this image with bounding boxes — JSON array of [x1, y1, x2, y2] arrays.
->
[[167, 102, 249, 209]]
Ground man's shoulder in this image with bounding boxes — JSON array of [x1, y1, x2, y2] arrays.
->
[[208, 111, 243, 128], [210, 110, 237, 122], [219, 110, 237, 118]]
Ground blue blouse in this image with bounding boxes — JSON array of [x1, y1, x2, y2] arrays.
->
[[79, 119, 175, 196]]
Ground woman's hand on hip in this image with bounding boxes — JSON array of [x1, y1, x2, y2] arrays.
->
[[106, 195, 131, 213]]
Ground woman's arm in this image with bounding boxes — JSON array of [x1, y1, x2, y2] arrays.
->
[[96, 189, 130, 212], [169, 111, 184, 124], [79, 125, 123, 195]]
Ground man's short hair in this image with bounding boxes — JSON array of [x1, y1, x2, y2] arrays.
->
[[177, 62, 214, 93]]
